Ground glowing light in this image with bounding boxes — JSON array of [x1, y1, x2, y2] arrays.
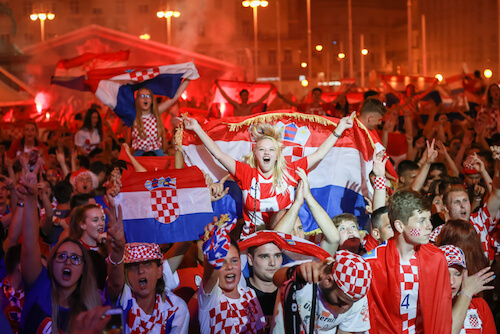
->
[[173, 11, 180, 17], [30, 14, 38, 20], [301, 79, 309, 87], [260, 1, 269, 7], [34, 92, 51, 112], [242, 0, 267, 7], [484, 69, 493, 79], [220, 103, 227, 117], [38, 13, 46, 20], [361, 48, 368, 55], [242, 1, 250, 7], [181, 92, 187, 100], [435, 74, 443, 82], [156, 11, 165, 18], [45, 112, 50, 120], [47, 13, 55, 20], [139, 34, 150, 40], [338, 52, 346, 59], [316, 44, 323, 52], [301, 62, 307, 68]]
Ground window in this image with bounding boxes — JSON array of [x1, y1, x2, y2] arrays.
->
[[237, 50, 246, 66], [198, 23, 205, 37], [69, 0, 79, 14], [284, 50, 292, 64], [23, 1, 32, 15], [0, 34, 10, 44], [138, 4, 148, 14], [178, 21, 186, 32], [268, 50, 277, 65], [24, 33, 34, 43], [242, 21, 251, 38], [116, 0, 125, 14], [92, 8, 103, 15]]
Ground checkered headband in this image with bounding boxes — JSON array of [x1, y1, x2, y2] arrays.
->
[[124, 243, 162, 264], [332, 250, 372, 301], [439, 245, 466, 269]]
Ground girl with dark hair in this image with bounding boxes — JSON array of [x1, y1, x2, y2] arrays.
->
[[68, 203, 106, 252], [18, 175, 101, 334], [75, 108, 103, 155], [106, 206, 189, 333], [6, 122, 46, 166]]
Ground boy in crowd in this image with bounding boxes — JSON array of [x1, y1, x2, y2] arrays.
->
[[364, 190, 452, 333], [272, 250, 371, 333], [364, 206, 393, 252]]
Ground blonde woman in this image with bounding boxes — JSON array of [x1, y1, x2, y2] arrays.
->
[[183, 112, 355, 236]]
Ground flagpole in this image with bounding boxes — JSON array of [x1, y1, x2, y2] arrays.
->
[[407, 0, 412, 75]]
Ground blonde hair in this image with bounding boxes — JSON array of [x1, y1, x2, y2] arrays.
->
[[134, 87, 165, 140], [244, 124, 295, 192]]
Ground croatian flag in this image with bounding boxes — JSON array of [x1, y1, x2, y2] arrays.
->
[[181, 111, 388, 231], [114, 166, 213, 243], [87, 62, 199, 126], [211, 80, 277, 117], [51, 50, 130, 91]]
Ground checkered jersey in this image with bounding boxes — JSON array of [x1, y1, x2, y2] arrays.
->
[[132, 114, 162, 152], [199, 284, 266, 334], [470, 203, 500, 261], [399, 256, 422, 334], [233, 157, 308, 237]]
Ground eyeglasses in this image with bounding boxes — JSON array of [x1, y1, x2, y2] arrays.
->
[[78, 177, 92, 183], [139, 94, 151, 98], [55, 252, 84, 266]]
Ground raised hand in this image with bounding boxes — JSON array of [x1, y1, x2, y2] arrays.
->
[[373, 150, 389, 177]]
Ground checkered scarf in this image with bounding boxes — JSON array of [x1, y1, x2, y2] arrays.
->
[[202, 214, 236, 269], [127, 295, 165, 334]]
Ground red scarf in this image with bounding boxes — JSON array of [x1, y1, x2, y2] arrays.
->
[[365, 238, 452, 333]]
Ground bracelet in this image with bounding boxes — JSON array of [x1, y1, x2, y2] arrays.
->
[[373, 176, 386, 190], [17, 202, 24, 207], [108, 254, 125, 265], [333, 131, 342, 138], [458, 291, 472, 300]]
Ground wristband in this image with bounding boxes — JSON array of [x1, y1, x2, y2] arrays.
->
[[108, 254, 124, 266], [333, 131, 342, 138], [458, 291, 472, 300], [17, 202, 24, 207], [373, 176, 386, 190]]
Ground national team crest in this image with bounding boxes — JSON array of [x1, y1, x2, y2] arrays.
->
[[145, 177, 179, 224]]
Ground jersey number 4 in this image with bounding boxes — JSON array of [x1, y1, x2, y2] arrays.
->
[[401, 294, 410, 309]]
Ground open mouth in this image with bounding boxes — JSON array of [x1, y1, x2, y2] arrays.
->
[[263, 157, 271, 163], [225, 274, 236, 283], [139, 278, 147, 287], [63, 268, 72, 280]]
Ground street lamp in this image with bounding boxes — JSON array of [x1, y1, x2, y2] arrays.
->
[[435, 74, 443, 82], [156, 10, 181, 45], [30, 12, 55, 41], [301, 62, 308, 68], [242, 0, 268, 80], [315, 44, 323, 52], [484, 69, 493, 79], [360, 34, 368, 87]]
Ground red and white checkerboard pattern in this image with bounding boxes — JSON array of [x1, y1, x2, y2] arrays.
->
[[470, 203, 500, 262], [208, 288, 261, 334], [399, 257, 419, 334], [150, 188, 180, 224], [132, 114, 163, 152], [373, 176, 386, 190], [124, 242, 162, 264], [129, 67, 161, 82], [332, 250, 372, 300], [284, 146, 304, 164], [439, 244, 467, 269]]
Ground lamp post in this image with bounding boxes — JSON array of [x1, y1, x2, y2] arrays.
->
[[30, 12, 55, 41], [338, 41, 345, 79], [360, 34, 368, 88], [242, 0, 268, 80], [156, 10, 180, 45]]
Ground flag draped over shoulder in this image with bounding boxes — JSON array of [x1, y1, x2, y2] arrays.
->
[[115, 166, 213, 243], [87, 62, 199, 126], [51, 50, 130, 91], [180, 111, 385, 231], [212, 80, 277, 116]]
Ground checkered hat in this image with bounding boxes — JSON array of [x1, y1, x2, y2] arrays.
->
[[332, 250, 372, 301], [124, 243, 162, 264], [439, 245, 466, 269]]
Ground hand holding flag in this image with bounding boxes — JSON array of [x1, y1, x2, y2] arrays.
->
[[202, 214, 237, 270]]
